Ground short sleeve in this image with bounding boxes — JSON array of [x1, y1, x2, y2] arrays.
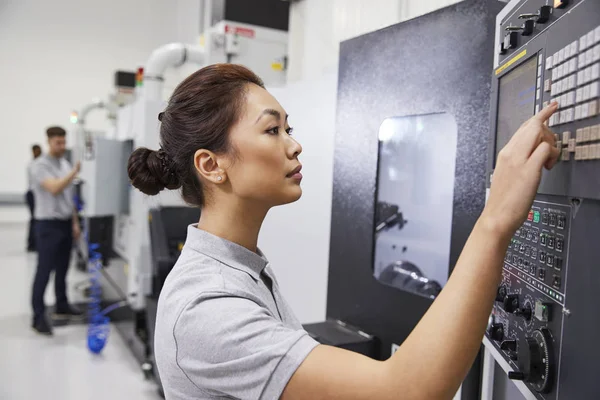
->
[[173, 293, 319, 399], [31, 160, 52, 185]]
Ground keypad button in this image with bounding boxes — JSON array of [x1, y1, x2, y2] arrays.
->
[[585, 66, 592, 84], [592, 63, 600, 81], [576, 128, 583, 143], [556, 238, 564, 252], [591, 82, 599, 99], [571, 40, 579, 55], [579, 52, 587, 67], [559, 48, 566, 64], [581, 35, 588, 51], [531, 248, 538, 260], [588, 31, 596, 48], [575, 105, 582, 120], [539, 268, 546, 280], [582, 103, 590, 119], [544, 79, 552, 92], [584, 126, 592, 142], [594, 45, 600, 62], [547, 254, 555, 266], [558, 215, 566, 230], [540, 233, 547, 245], [584, 85, 592, 101], [539, 251, 546, 263], [547, 236, 555, 249], [565, 108, 574, 122], [555, 257, 563, 271], [568, 91, 576, 106], [562, 131, 571, 143], [596, 26, 600, 44], [577, 70, 585, 86], [570, 58, 578, 75], [590, 100, 598, 117], [587, 50, 594, 66], [592, 125, 600, 141], [547, 56, 553, 70], [553, 275, 561, 289], [577, 88, 584, 104], [562, 148, 571, 161]]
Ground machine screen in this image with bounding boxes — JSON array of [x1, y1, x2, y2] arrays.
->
[[495, 56, 538, 161]]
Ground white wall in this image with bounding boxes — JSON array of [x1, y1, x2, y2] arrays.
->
[[261, 73, 338, 324], [0, 0, 201, 196], [287, 0, 464, 82]]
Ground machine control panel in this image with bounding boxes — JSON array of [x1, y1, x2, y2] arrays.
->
[[487, 200, 570, 398], [488, 1, 600, 398]]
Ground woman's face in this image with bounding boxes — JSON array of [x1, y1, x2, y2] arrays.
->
[[223, 84, 303, 207]]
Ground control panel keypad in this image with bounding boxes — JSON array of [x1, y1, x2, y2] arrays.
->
[[547, 25, 600, 165], [503, 202, 570, 303]]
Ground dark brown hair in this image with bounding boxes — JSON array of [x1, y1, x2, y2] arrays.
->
[[46, 126, 66, 138], [127, 64, 264, 207]]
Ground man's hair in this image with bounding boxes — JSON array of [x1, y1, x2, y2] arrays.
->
[[46, 126, 66, 138], [32, 144, 41, 152]]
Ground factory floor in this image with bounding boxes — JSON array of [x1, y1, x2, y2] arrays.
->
[[0, 209, 161, 400]]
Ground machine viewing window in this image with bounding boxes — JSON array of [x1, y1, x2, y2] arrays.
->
[[495, 56, 538, 162], [373, 114, 457, 299]]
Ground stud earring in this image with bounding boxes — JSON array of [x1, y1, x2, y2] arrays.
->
[[217, 176, 223, 181]]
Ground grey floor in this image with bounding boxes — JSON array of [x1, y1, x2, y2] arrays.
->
[[0, 215, 161, 400]]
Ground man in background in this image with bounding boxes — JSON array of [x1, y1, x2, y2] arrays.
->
[[26, 144, 42, 252], [31, 126, 82, 335]]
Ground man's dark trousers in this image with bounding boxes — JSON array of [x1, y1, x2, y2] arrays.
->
[[25, 190, 35, 251], [32, 219, 72, 322]]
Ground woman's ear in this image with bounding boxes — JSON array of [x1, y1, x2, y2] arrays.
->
[[194, 149, 226, 184]]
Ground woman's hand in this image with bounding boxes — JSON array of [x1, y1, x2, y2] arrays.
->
[[483, 102, 560, 238]]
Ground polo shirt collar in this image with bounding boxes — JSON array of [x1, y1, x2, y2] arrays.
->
[[185, 224, 268, 280]]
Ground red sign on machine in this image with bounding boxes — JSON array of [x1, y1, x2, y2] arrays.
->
[[225, 25, 255, 38]]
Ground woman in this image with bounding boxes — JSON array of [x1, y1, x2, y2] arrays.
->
[[128, 64, 559, 400]]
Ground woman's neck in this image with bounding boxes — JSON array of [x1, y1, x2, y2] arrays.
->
[[197, 199, 268, 253]]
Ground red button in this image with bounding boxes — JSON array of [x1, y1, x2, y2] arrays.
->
[[527, 211, 534, 221]]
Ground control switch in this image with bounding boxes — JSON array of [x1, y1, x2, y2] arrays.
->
[[535, 300, 552, 322]]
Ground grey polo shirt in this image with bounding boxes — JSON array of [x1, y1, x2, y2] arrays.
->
[[31, 154, 74, 220], [154, 226, 319, 400]]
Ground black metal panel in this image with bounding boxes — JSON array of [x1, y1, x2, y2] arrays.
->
[[224, 0, 289, 31], [328, 2, 504, 396]]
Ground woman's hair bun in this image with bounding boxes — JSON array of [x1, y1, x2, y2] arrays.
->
[[127, 147, 181, 196]]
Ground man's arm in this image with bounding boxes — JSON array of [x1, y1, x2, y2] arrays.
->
[[39, 162, 80, 196]]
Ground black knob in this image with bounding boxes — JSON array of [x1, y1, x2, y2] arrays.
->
[[489, 323, 504, 342], [521, 20, 535, 36], [504, 32, 519, 50], [495, 286, 507, 303], [510, 329, 554, 393], [537, 6, 552, 23], [508, 371, 525, 380], [503, 294, 519, 313], [515, 304, 532, 320], [501, 340, 517, 352]]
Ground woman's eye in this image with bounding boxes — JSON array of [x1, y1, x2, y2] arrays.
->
[[286, 127, 294, 136], [267, 127, 279, 135]]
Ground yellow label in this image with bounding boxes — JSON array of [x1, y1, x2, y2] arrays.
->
[[271, 62, 284, 71], [496, 49, 528, 76]]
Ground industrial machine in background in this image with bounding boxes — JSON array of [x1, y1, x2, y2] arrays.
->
[[308, 2, 505, 400], [68, 0, 294, 386], [482, 1, 600, 399]]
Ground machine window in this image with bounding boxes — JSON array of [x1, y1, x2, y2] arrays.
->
[[373, 113, 457, 299]]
